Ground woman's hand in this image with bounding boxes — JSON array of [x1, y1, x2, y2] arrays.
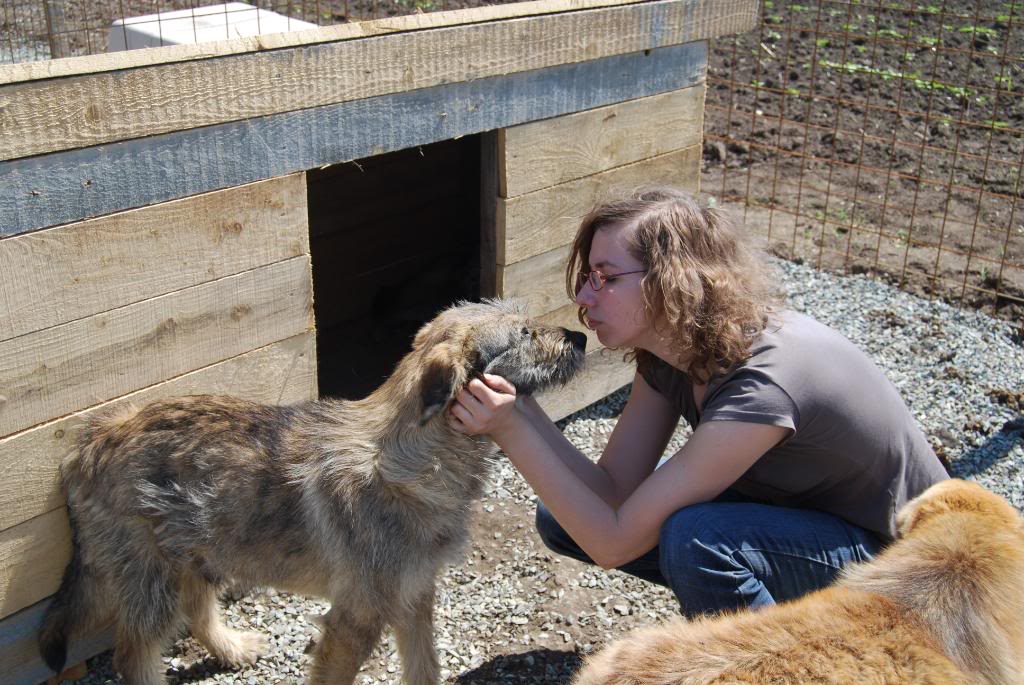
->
[[448, 373, 521, 440]]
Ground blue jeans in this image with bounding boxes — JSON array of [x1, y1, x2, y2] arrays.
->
[[535, 490, 883, 617]]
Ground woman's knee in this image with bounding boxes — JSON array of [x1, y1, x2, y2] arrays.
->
[[657, 504, 730, 583]]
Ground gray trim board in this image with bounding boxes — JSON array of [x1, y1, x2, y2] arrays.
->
[[0, 42, 706, 237], [1, 597, 114, 685]]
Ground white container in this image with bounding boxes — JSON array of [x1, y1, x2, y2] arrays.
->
[[109, 2, 318, 51]]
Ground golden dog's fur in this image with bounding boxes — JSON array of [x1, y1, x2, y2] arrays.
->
[[573, 480, 1024, 685]]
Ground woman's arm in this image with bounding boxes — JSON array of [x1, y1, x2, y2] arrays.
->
[[460, 372, 679, 507], [451, 376, 788, 568]]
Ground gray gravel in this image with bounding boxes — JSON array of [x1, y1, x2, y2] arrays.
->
[[70, 258, 1023, 685]]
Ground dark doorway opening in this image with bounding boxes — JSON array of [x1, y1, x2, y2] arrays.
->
[[307, 137, 482, 399]]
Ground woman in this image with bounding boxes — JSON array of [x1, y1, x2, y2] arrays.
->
[[448, 187, 948, 617]]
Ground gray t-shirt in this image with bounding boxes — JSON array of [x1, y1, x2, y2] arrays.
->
[[640, 310, 948, 540]]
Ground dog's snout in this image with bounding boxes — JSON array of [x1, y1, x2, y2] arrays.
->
[[562, 328, 587, 353]]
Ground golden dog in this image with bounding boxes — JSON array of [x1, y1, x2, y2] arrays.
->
[[573, 479, 1024, 685]]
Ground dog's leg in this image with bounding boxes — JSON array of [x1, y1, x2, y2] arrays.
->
[[113, 625, 168, 685], [110, 563, 180, 685], [181, 573, 267, 667], [308, 603, 384, 685], [393, 589, 438, 685]]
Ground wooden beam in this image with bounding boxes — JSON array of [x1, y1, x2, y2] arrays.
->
[[0, 333, 317, 620], [0, 509, 68, 620], [0, 0, 660, 85], [0, 0, 751, 160], [0, 256, 313, 439], [499, 86, 705, 198], [497, 143, 704, 314], [498, 144, 702, 265], [1, 596, 112, 685], [480, 131, 501, 299], [0, 174, 308, 343], [497, 244, 572, 317], [536, 348, 634, 421], [0, 332, 316, 535], [0, 42, 705, 237]]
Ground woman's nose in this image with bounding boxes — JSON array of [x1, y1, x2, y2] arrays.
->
[[575, 283, 596, 307]]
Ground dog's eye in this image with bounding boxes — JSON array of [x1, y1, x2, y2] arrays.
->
[[521, 327, 530, 336]]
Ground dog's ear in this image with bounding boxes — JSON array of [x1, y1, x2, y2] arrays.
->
[[419, 345, 473, 426]]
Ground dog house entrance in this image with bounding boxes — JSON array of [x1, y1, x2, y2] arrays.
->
[[307, 137, 482, 399]]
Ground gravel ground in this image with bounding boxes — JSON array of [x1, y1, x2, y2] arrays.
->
[[70, 258, 1023, 685]]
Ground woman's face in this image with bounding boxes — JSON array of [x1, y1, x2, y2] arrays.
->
[[574, 223, 651, 350]]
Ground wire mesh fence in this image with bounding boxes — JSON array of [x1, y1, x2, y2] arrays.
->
[[702, 0, 1023, 323], [2, 0, 1021, 324], [0, 0, 516, 62]]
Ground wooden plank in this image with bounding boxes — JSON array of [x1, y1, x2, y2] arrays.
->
[[0, 256, 313, 439], [480, 131, 500, 299], [0, 333, 317, 620], [0, 42, 706, 237], [498, 244, 572, 317], [0, 0, 749, 160], [0, 0, 658, 86], [500, 86, 706, 198], [536, 348, 634, 421], [0, 509, 68, 620], [0, 174, 308, 343], [498, 144, 702, 265], [0, 332, 317, 535], [1, 596, 112, 685]]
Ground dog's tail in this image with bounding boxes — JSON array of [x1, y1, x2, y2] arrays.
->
[[38, 510, 99, 674]]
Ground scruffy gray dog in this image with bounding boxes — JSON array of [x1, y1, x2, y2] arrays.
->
[[39, 299, 586, 685]]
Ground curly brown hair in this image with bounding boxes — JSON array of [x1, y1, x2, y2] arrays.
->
[[565, 187, 782, 383]]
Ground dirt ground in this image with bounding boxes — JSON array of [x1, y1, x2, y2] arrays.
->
[[701, 0, 1023, 323]]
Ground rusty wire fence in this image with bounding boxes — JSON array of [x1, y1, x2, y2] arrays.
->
[[702, 0, 1023, 323], [3, 0, 1022, 323]]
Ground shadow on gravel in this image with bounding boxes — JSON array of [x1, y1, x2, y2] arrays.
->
[[950, 418, 1024, 478], [456, 648, 583, 685]]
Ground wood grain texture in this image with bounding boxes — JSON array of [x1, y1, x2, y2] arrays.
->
[[0, 0, 655, 86], [0, 43, 706, 236], [497, 244, 571, 317], [499, 85, 706, 198], [0, 332, 316, 535], [480, 131, 500, 299], [0, 256, 313, 439], [498, 144, 702, 265], [536, 348, 634, 420], [0, 0, 749, 160], [0, 174, 308, 343], [0, 509, 69, 621]]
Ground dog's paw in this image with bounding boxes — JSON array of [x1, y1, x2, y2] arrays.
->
[[216, 630, 269, 667]]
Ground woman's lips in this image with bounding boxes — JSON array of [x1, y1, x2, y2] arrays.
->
[[586, 318, 602, 330]]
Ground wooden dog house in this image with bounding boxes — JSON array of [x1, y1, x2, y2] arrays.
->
[[0, 0, 756, 681]]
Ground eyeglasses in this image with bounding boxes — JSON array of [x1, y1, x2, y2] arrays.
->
[[576, 269, 647, 292]]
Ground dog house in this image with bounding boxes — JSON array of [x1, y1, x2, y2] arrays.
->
[[0, 0, 756, 681]]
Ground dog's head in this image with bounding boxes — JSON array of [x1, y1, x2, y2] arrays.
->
[[896, 478, 1022, 538], [412, 299, 587, 425]]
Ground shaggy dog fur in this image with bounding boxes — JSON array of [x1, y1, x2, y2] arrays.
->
[[572, 479, 1024, 685], [38, 299, 586, 685]]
